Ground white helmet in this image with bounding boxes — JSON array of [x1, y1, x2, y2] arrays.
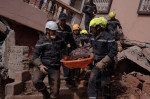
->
[[45, 21, 58, 31]]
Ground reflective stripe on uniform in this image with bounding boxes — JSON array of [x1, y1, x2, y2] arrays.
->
[[35, 42, 52, 47], [57, 30, 72, 34], [108, 21, 120, 24], [91, 38, 115, 42]]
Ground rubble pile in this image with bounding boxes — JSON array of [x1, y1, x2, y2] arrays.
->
[[111, 72, 150, 99]]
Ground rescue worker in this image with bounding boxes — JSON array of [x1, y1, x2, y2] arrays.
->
[[80, 29, 90, 46], [88, 17, 117, 99], [57, 13, 77, 88], [82, 0, 97, 31], [108, 11, 123, 52], [72, 24, 82, 47], [32, 21, 66, 99]]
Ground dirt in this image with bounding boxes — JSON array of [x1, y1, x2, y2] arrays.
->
[[111, 72, 150, 99]]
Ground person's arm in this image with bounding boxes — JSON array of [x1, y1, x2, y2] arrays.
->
[[32, 40, 48, 74], [116, 19, 122, 29], [32, 41, 43, 66], [82, 3, 91, 15], [96, 35, 117, 69], [68, 26, 77, 50], [82, 3, 88, 13], [61, 39, 68, 59]]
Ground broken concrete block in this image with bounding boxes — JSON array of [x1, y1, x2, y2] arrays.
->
[[5, 81, 23, 96], [142, 82, 150, 96], [140, 93, 150, 99], [142, 48, 150, 62], [15, 70, 31, 82], [125, 75, 142, 88], [136, 74, 150, 82]]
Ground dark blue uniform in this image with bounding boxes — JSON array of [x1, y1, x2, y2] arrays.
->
[[73, 34, 81, 48], [82, 2, 97, 31], [57, 23, 77, 86], [88, 31, 117, 98], [32, 35, 66, 98], [107, 18, 122, 41]]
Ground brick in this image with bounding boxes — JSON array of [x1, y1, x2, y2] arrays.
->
[[142, 82, 150, 96], [125, 75, 142, 88], [5, 81, 23, 96]]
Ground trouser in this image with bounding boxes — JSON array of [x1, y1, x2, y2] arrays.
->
[[62, 64, 72, 83], [88, 66, 111, 99], [32, 66, 60, 98], [84, 16, 92, 32]]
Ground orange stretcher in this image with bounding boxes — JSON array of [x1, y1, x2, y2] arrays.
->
[[60, 57, 93, 69]]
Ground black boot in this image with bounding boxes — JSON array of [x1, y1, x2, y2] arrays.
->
[[66, 81, 72, 89], [40, 88, 50, 99]]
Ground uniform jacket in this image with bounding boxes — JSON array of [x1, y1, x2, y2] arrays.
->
[[90, 31, 117, 62], [107, 18, 122, 40], [57, 23, 77, 51], [82, 2, 97, 20], [32, 35, 66, 67]]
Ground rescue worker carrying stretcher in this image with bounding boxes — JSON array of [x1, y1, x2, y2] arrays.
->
[[57, 13, 77, 88], [88, 17, 117, 99], [32, 21, 67, 99]]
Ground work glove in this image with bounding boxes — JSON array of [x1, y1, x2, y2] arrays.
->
[[118, 46, 123, 52], [39, 65, 48, 75], [117, 41, 123, 52], [118, 29, 123, 34], [89, 48, 94, 57], [96, 56, 111, 69], [63, 55, 69, 60]]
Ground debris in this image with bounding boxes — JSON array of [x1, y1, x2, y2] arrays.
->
[[111, 72, 150, 99]]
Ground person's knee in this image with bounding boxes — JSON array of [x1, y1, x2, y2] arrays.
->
[[32, 77, 40, 86]]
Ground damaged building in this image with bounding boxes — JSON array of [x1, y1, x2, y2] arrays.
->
[[0, 0, 150, 99]]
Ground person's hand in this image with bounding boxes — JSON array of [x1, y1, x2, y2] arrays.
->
[[118, 29, 123, 34], [77, 58, 83, 60], [63, 55, 68, 60], [117, 41, 123, 52], [118, 46, 123, 52], [96, 56, 111, 70], [39, 65, 48, 75], [96, 61, 104, 69]]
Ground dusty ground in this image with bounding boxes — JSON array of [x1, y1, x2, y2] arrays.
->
[[111, 72, 150, 99]]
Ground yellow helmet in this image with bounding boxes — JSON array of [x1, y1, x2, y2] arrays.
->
[[99, 17, 105, 20], [89, 18, 101, 28], [80, 30, 88, 34], [109, 11, 116, 18], [99, 17, 107, 29], [73, 24, 80, 30]]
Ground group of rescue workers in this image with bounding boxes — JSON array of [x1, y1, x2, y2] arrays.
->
[[31, 0, 123, 99]]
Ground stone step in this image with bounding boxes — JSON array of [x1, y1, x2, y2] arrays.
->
[[5, 94, 43, 99], [6, 87, 88, 99], [24, 78, 72, 92], [9, 75, 89, 99]]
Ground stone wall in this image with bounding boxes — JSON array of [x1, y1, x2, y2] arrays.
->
[[2, 30, 29, 79], [7, 46, 29, 79]]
